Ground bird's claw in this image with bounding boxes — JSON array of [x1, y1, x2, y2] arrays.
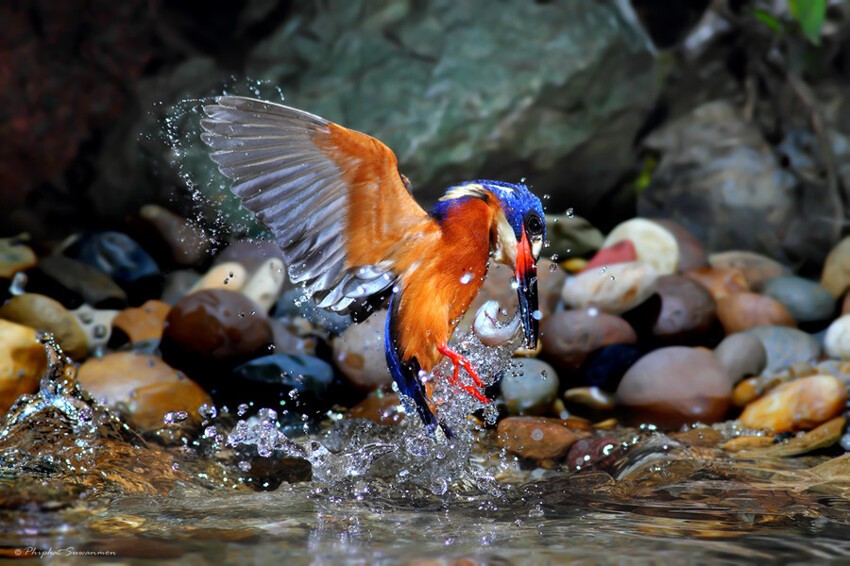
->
[[437, 344, 490, 403]]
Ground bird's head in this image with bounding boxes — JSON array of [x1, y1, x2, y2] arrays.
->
[[439, 180, 545, 349]]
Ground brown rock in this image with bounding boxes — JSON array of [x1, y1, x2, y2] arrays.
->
[[497, 416, 588, 462], [0, 293, 88, 359], [0, 237, 37, 278], [112, 300, 171, 344], [739, 375, 848, 433], [138, 204, 210, 266], [78, 351, 212, 430], [709, 251, 787, 290], [684, 266, 749, 301], [616, 347, 732, 427], [163, 289, 273, 362], [0, 320, 46, 414], [668, 427, 724, 448], [716, 292, 796, 334], [653, 219, 708, 272], [652, 274, 717, 342], [540, 309, 636, 369]]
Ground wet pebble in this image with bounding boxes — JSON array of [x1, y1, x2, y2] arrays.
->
[[500, 358, 560, 415], [761, 275, 835, 324], [745, 325, 821, 374], [824, 314, 850, 360], [496, 416, 589, 462], [77, 351, 212, 431], [709, 251, 787, 290], [731, 374, 786, 407], [241, 258, 286, 312], [215, 239, 286, 276], [138, 204, 210, 266], [332, 309, 391, 390], [27, 256, 127, 309], [540, 309, 636, 370], [581, 240, 637, 273], [615, 347, 732, 427], [739, 375, 848, 433], [346, 390, 404, 425], [0, 237, 36, 278], [716, 292, 796, 333], [652, 219, 708, 272], [580, 343, 643, 392], [561, 261, 658, 314], [603, 218, 680, 275], [232, 354, 335, 410], [0, 293, 88, 360], [190, 262, 248, 293], [652, 274, 716, 343], [545, 213, 604, 258], [684, 266, 749, 301], [821, 235, 850, 297], [71, 304, 118, 353], [162, 289, 273, 363], [111, 300, 171, 346], [713, 332, 767, 384], [0, 320, 46, 414], [565, 436, 626, 472], [562, 386, 616, 411]]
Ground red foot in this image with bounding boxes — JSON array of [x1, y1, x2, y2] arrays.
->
[[437, 344, 490, 403]]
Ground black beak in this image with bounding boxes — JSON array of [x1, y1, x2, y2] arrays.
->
[[515, 227, 539, 349]]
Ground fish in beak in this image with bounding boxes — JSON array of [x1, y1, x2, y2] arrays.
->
[[514, 226, 539, 349]]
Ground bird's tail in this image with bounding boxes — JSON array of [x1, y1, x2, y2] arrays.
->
[[384, 293, 453, 438]]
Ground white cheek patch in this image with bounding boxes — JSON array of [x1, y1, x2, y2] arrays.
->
[[491, 214, 518, 266]]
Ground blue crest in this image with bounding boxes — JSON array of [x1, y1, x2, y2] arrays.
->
[[473, 180, 545, 238]]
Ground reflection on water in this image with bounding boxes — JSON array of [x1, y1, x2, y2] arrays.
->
[[2, 339, 850, 563]]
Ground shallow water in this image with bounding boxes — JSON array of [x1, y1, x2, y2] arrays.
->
[[2, 339, 850, 564]]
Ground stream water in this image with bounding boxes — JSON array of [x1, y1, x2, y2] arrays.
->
[[2, 337, 850, 564]]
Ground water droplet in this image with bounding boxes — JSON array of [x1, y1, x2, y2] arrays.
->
[[199, 403, 218, 419], [460, 272, 474, 285], [9, 272, 27, 296], [587, 307, 600, 317], [548, 263, 558, 272], [532, 310, 543, 321], [531, 428, 544, 441], [238, 460, 252, 472], [599, 266, 608, 274], [542, 193, 550, 200], [566, 208, 575, 218], [237, 403, 249, 416], [204, 426, 218, 438], [163, 411, 189, 424]]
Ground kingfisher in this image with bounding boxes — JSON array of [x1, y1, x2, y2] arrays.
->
[[201, 97, 545, 435]]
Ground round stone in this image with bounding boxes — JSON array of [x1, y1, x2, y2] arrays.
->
[[580, 343, 643, 392], [739, 375, 847, 433], [581, 240, 638, 273], [111, 300, 171, 345], [708, 251, 787, 290], [0, 237, 36, 278], [603, 218, 680, 275], [713, 332, 767, 383], [332, 309, 392, 390], [241, 258, 286, 312], [0, 320, 45, 414], [189, 262, 248, 293], [540, 309, 636, 370], [745, 325, 822, 374], [652, 219, 708, 272], [652, 274, 717, 342], [684, 266, 749, 301], [496, 416, 588, 462], [138, 204, 210, 266], [761, 275, 835, 324], [821, 236, 850, 297], [561, 261, 658, 314], [615, 346, 732, 427], [0, 293, 88, 360], [28, 256, 127, 309], [162, 289, 273, 362], [716, 292, 796, 334], [824, 314, 850, 360], [500, 358, 560, 415]]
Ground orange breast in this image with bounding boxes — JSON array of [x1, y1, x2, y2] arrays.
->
[[394, 197, 497, 370]]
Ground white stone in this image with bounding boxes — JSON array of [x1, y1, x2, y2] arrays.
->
[[825, 314, 850, 360], [561, 261, 658, 314], [603, 218, 680, 275]]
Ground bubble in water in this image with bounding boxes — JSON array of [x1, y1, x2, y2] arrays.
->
[[199, 403, 218, 419], [238, 460, 252, 472], [531, 428, 544, 441], [430, 477, 448, 496], [164, 411, 189, 424], [204, 426, 218, 439]]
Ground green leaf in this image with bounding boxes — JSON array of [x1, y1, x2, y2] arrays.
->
[[788, 0, 827, 45], [752, 7, 783, 34]]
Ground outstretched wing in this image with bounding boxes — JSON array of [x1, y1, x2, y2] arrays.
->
[[201, 96, 435, 313]]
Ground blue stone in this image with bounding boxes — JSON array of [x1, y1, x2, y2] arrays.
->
[[761, 275, 835, 323], [233, 354, 335, 405], [65, 231, 161, 284], [582, 343, 643, 392]]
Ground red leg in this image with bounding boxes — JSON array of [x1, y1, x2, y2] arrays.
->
[[437, 344, 490, 403]]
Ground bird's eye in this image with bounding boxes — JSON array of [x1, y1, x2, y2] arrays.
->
[[524, 213, 544, 235]]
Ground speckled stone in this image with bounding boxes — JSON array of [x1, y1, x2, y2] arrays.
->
[[0, 320, 46, 414], [652, 274, 717, 342], [561, 261, 658, 314], [684, 266, 749, 301], [77, 351, 212, 431], [713, 332, 767, 384], [603, 218, 680, 275], [0, 293, 88, 360], [761, 275, 835, 324], [241, 258, 286, 312], [745, 325, 822, 374], [709, 251, 787, 290], [500, 358, 560, 415], [739, 375, 847, 433], [162, 289, 273, 363], [716, 292, 796, 333], [540, 309, 636, 370], [497, 416, 588, 462], [71, 304, 118, 353], [332, 309, 391, 390], [615, 346, 732, 427], [189, 262, 248, 293]]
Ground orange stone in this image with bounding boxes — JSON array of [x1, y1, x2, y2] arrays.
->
[[685, 266, 749, 301], [496, 416, 589, 462], [716, 292, 796, 334], [739, 375, 848, 433], [112, 300, 171, 344]]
